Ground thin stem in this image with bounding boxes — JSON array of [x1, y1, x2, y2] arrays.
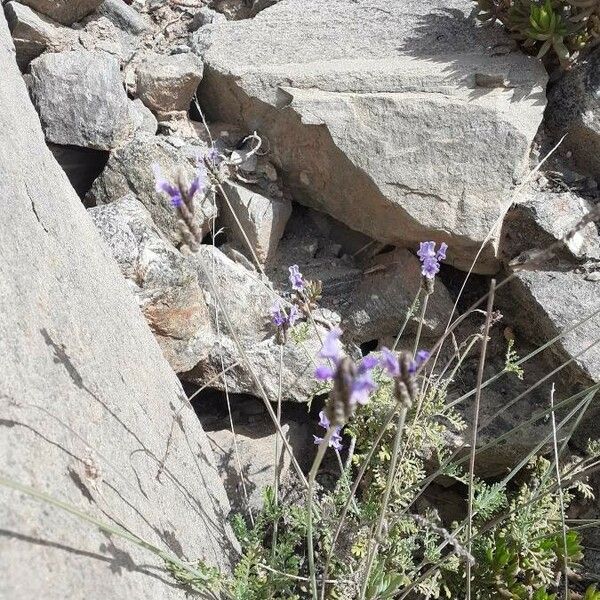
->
[[466, 278, 495, 600], [360, 405, 409, 600], [272, 343, 284, 554], [550, 383, 569, 599], [412, 289, 430, 356], [307, 428, 335, 600], [319, 406, 397, 599], [392, 288, 422, 351]]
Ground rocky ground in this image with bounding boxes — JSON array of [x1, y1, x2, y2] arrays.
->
[[1, 0, 600, 597]]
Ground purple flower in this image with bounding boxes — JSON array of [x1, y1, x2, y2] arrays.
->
[[153, 163, 206, 208], [188, 163, 207, 198], [436, 242, 448, 262], [313, 410, 344, 451], [417, 241, 448, 279], [318, 327, 343, 363], [314, 328, 378, 407], [153, 164, 183, 208], [409, 349, 431, 374], [380, 347, 400, 377], [271, 303, 299, 329], [288, 265, 305, 292], [205, 146, 222, 166], [315, 364, 335, 381], [417, 241, 436, 261]]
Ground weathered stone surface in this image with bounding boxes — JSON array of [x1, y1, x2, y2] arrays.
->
[[29, 50, 133, 150], [129, 97, 158, 135], [136, 51, 204, 118], [87, 135, 216, 246], [77, 15, 136, 62], [183, 245, 328, 404], [18, 0, 104, 25], [505, 268, 600, 448], [89, 196, 213, 372], [546, 46, 600, 177], [220, 181, 292, 264], [345, 248, 455, 344], [509, 269, 600, 386], [95, 0, 150, 34], [4, 1, 78, 69], [500, 188, 600, 266], [0, 13, 236, 599], [189, 6, 227, 31], [200, 395, 312, 514], [194, 0, 547, 274]]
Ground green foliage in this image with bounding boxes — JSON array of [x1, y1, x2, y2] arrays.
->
[[473, 0, 600, 65], [504, 338, 525, 380], [163, 374, 597, 600]]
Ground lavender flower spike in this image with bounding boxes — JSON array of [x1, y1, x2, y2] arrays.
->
[[288, 264, 305, 292], [152, 164, 183, 208], [417, 240, 448, 279], [380, 347, 400, 377], [318, 327, 343, 362]]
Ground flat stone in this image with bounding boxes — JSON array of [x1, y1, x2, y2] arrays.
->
[[136, 52, 204, 118], [345, 248, 455, 344], [29, 50, 133, 150], [220, 181, 292, 264], [500, 188, 600, 266], [18, 0, 104, 25], [194, 0, 547, 274], [4, 1, 78, 69], [0, 12, 237, 598]]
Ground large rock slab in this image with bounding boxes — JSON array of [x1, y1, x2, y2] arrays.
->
[[546, 46, 600, 177], [18, 0, 104, 25], [0, 14, 237, 599], [29, 50, 133, 150], [194, 0, 547, 274]]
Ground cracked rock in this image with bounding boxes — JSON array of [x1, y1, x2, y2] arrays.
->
[[29, 50, 133, 150], [194, 0, 547, 274]]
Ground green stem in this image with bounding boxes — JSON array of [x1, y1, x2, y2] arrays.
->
[[359, 405, 408, 600], [307, 427, 335, 600]]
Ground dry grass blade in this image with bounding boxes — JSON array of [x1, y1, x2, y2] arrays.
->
[[466, 278, 495, 600]]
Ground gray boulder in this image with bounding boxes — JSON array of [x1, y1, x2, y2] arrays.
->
[[220, 181, 292, 264], [184, 245, 330, 404], [136, 52, 204, 119], [194, 0, 547, 274], [500, 188, 600, 266], [0, 12, 237, 599], [129, 98, 158, 135], [89, 196, 214, 373], [4, 1, 78, 69], [506, 268, 600, 448], [345, 248, 455, 344], [546, 46, 600, 177], [87, 135, 216, 246], [18, 0, 104, 25], [29, 50, 133, 150]]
